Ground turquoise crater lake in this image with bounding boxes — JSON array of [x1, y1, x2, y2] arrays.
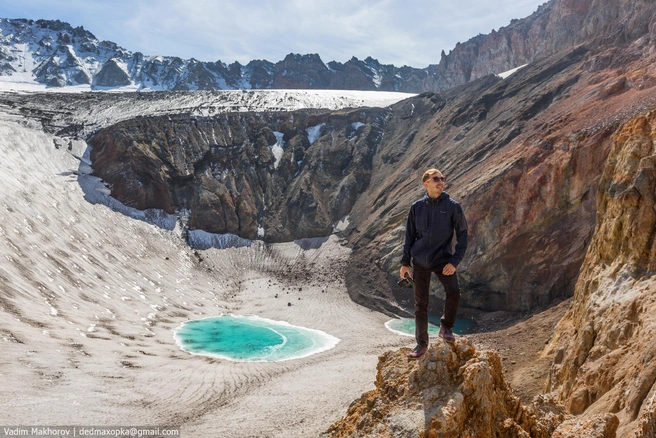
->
[[385, 317, 477, 337], [173, 315, 340, 362]]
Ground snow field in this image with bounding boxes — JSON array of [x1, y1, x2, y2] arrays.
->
[[0, 96, 408, 436]]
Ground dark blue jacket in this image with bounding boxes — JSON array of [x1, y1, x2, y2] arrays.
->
[[401, 192, 468, 269]]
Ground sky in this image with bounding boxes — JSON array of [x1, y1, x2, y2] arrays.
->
[[0, 0, 548, 68]]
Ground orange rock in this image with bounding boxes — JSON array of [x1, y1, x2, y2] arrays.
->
[[548, 109, 656, 436], [323, 338, 569, 438]]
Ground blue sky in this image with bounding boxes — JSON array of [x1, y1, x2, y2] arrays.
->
[[0, 0, 548, 67]]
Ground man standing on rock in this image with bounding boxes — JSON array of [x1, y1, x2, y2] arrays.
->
[[400, 168, 468, 359]]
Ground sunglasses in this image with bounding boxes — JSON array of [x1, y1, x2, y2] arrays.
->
[[428, 176, 446, 182]]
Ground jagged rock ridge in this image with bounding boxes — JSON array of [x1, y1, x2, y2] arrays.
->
[[427, 0, 656, 91], [0, 18, 428, 91]]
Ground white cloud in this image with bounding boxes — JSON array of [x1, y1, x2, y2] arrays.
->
[[0, 0, 547, 67]]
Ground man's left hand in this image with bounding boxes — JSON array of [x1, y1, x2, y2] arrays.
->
[[442, 263, 456, 276]]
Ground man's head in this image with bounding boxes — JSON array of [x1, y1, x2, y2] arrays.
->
[[422, 168, 446, 198]]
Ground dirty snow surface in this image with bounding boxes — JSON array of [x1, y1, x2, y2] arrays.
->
[[0, 89, 410, 437]]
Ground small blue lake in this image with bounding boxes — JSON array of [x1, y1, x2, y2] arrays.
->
[[385, 316, 477, 337], [173, 315, 340, 362]]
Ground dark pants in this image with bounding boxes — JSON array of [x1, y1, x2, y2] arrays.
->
[[413, 262, 460, 347]]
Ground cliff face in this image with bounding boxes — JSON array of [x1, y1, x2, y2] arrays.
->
[[89, 109, 386, 242], [546, 110, 656, 437]]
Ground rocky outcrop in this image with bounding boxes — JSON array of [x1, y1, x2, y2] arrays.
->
[[88, 109, 386, 242], [323, 338, 619, 437], [33, 44, 91, 87], [546, 109, 656, 437], [93, 58, 131, 87], [272, 53, 334, 89]]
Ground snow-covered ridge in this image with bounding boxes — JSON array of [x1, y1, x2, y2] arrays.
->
[[0, 89, 414, 138], [0, 18, 428, 93]]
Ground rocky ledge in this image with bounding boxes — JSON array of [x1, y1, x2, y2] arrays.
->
[[323, 337, 618, 437]]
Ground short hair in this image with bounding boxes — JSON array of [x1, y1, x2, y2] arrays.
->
[[422, 168, 442, 182]]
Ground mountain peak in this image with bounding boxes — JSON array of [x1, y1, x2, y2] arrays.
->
[[8, 18, 97, 40]]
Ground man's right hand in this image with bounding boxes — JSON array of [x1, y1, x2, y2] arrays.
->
[[400, 265, 413, 280]]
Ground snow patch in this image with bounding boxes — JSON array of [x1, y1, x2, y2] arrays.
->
[[77, 171, 178, 231], [332, 216, 350, 233], [306, 123, 325, 145], [372, 71, 382, 88], [271, 132, 285, 169], [496, 64, 528, 79], [187, 230, 253, 250]]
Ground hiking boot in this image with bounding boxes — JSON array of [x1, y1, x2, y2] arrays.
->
[[439, 326, 456, 343], [408, 344, 427, 359]]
